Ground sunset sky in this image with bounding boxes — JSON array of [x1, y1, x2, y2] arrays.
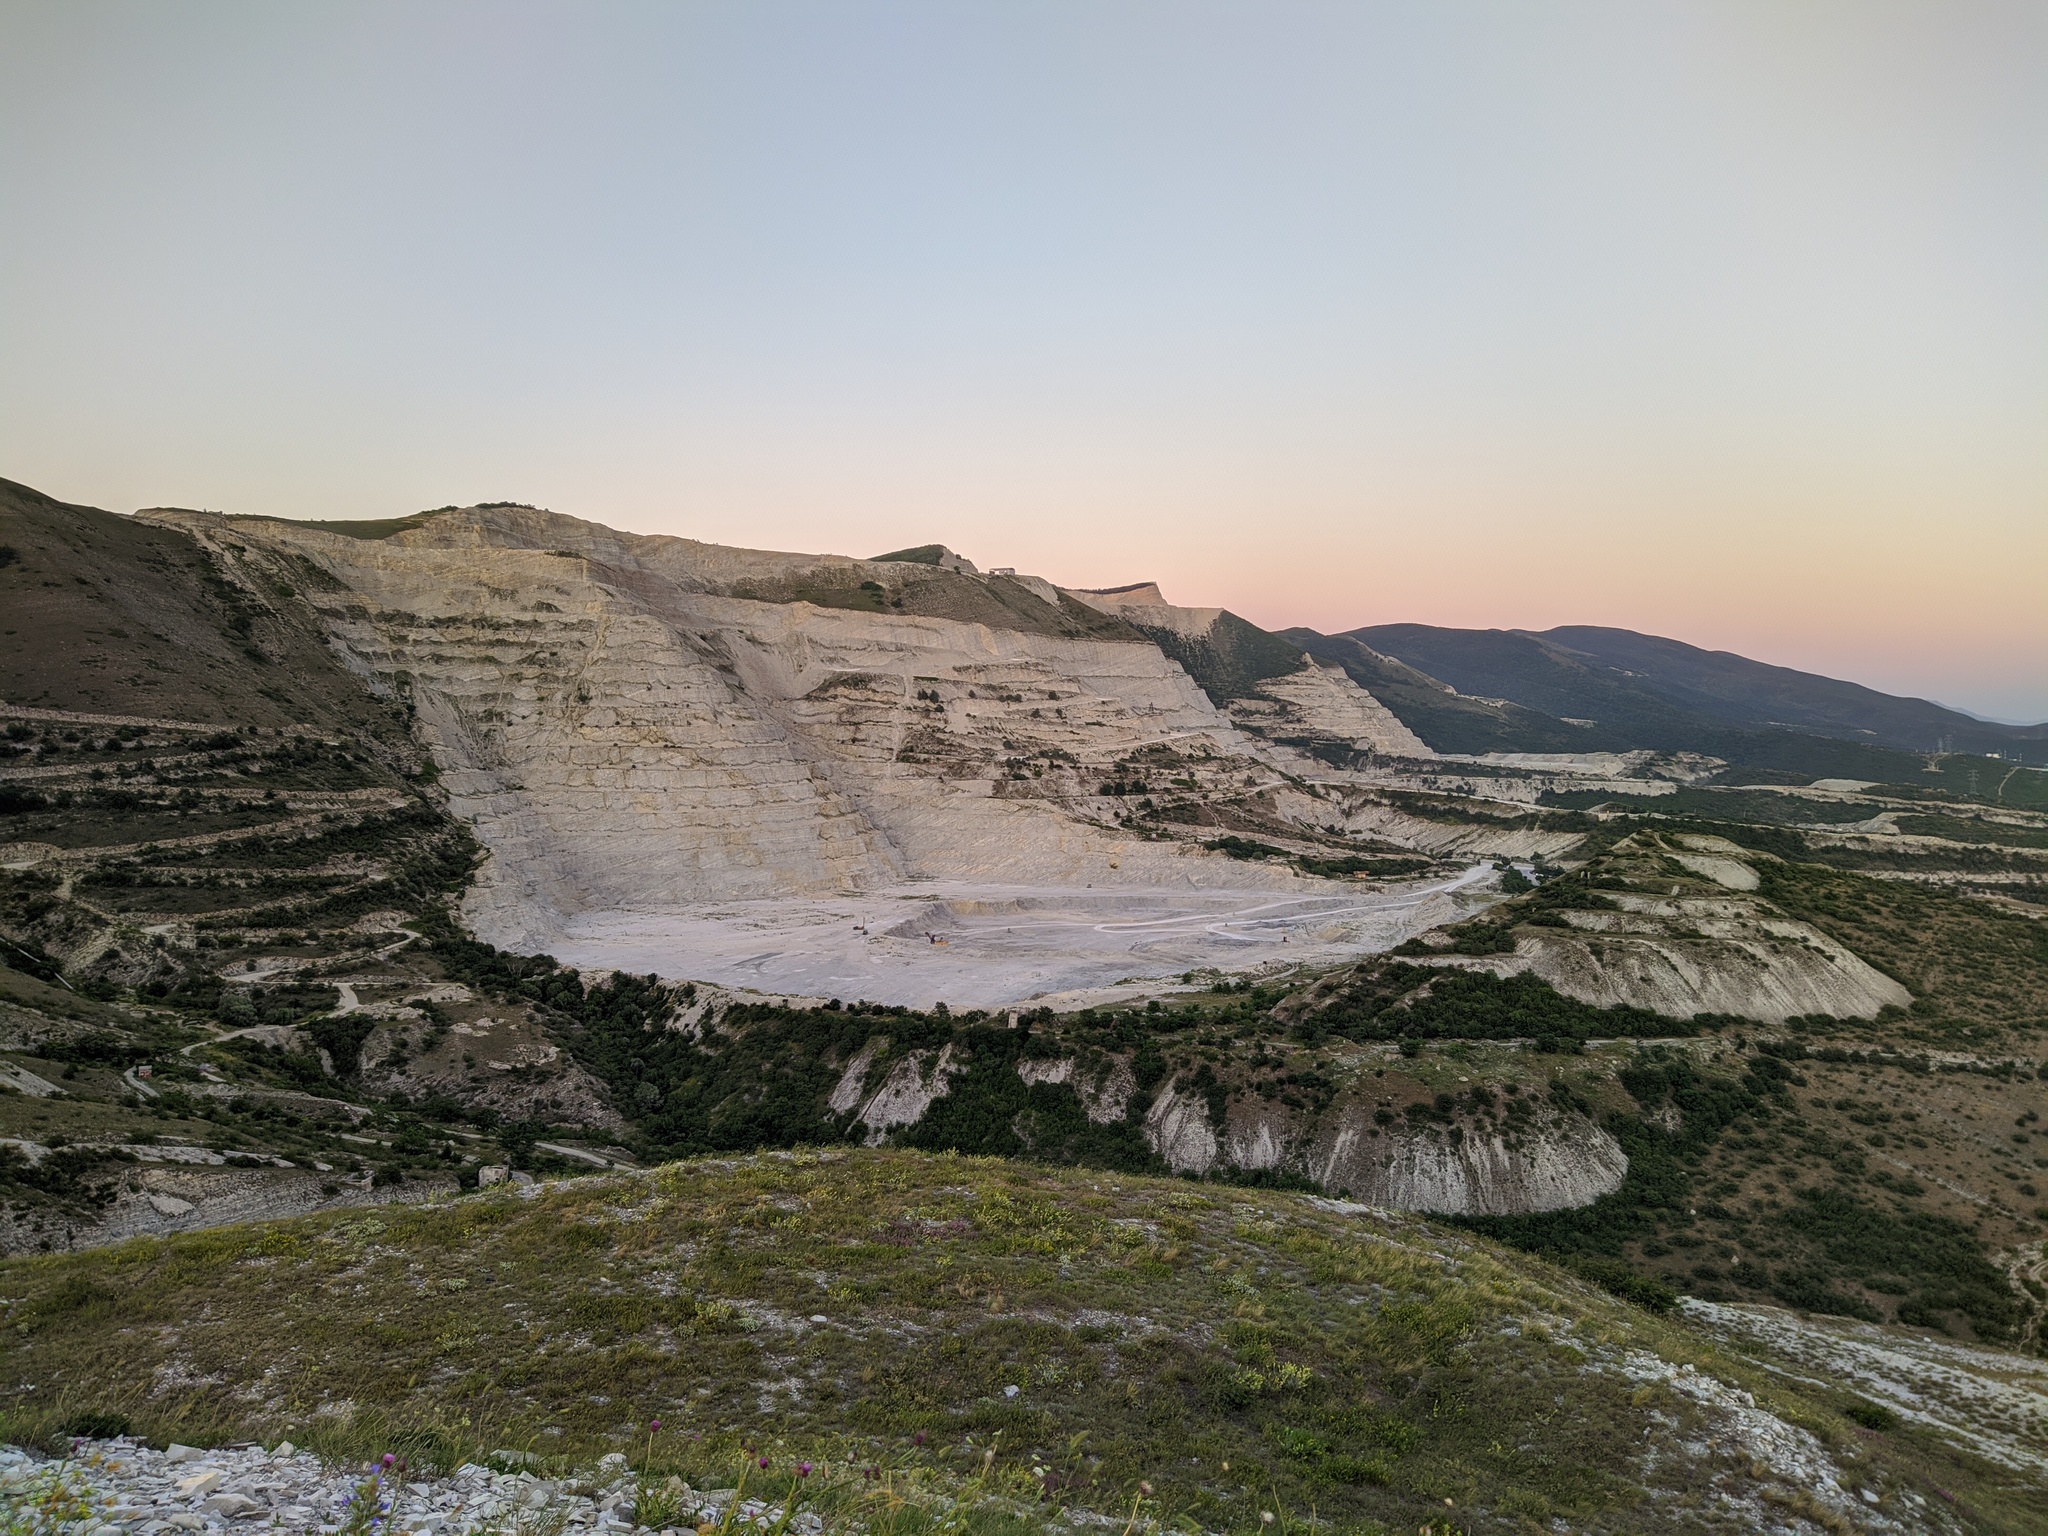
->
[[3, 1, 2043, 721]]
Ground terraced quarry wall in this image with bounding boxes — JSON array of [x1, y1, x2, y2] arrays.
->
[[139, 508, 1331, 952]]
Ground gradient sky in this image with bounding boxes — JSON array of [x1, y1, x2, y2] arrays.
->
[[3, 2, 2044, 722]]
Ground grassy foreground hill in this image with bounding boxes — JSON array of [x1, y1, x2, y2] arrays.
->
[[2, 1149, 2040, 1534]]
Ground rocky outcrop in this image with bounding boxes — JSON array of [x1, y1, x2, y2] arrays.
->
[[0, 1164, 454, 1256], [1066, 582, 1240, 643], [1015, 1055, 1135, 1124], [1516, 914, 1910, 1023], [1136, 1074, 1625, 1214], [1310, 1107, 1628, 1215], [845, 1045, 961, 1144], [1144, 1078, 1221, 1174], [1233, 658, 1434, 758]]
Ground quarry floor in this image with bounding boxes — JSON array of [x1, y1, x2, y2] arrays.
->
[[547, 864, 1498, 1008]]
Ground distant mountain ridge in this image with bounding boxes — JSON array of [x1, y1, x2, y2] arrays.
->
[[1283, 621, 2046, 762]]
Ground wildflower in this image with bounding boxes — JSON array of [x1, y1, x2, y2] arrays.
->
[[796, 1463, 812, 1478], [758, 1457, 770, 1470], [1139, 1482, 1152, 1497], [913, 1432, 926, 1447], [1260, 1513, 1275, 1526], [651, 1419, 662, 1433]]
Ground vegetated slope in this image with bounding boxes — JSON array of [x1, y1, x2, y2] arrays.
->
[[0, 478, 411, 735], [1346, 621, 2048, 766], [1286, 824, 2048, 1346], [1754, 862, 2048, 1041], [1541, 626, 2048, 758], [1343, 624, 1712, 753], [1283, 629, 1594, 755], [0, 492, 642, 1249], [3, 1149, 2034, 1534]]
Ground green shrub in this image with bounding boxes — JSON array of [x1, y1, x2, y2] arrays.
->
[[1843, 1400, 1900, 1432]]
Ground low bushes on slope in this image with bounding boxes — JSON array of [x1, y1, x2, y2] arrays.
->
[[1757, 862, 2048, 1037], [1466, 1047, 2035, 1343], [1298, 962, 1675, 1052], [2, 1150, 2019, 1531]]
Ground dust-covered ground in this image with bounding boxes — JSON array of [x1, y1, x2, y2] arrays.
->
[[548, 865, 1500, 1007]]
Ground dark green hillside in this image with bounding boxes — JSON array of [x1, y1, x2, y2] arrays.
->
[[1541, 625, 2048, 758], [1344, 620, 2047, 765], [1125, 609, 1306, 706]]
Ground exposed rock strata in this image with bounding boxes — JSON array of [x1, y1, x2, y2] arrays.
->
[[1515, 918, 1909, 1022], [141, 507, 1328, 953], [1137, 1073, 1625, 1214], [846, 1045, 961, 1144], [1014, 1055, 1136, 1124], [1233, 658, 1434, 758], [1310, 1108, 1629, 1215]]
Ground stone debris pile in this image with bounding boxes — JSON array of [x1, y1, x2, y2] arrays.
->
[[0, 1441, 827, 1536]]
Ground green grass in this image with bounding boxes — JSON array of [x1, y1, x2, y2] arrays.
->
[[259, 512, 442, 540], [5, 1149, 2033, 1532]]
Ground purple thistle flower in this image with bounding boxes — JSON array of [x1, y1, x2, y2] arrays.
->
[[758, 1456, 770, 1469], [650, 1419, 661, 1433], [913, 1432, 925, 1447], [797, 1463, 812, 1478]]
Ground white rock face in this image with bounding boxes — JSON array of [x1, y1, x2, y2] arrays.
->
[[1135, 1080, 1626, 1215], [1311, 1110, 1629, 1216], [827, 1041, 884, 1115], [2, 1438, 786, 1536], [1241, 659, 1434, 758], [1670, 852, 1760, 891], [1065, 583, 1223, 640], [850, 1046, 961, 1144], [142, 506, 1319, 955], [1517, 919, 1909, 1022], [1144, 1078, 1221, 1174], [1222, 1101, 1292, 1172], [1014, 1056, 1134, 1124]]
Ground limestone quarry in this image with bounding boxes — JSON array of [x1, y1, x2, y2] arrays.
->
[[96, 500, 2013, 1043], [119, 506, 1502, 1002]]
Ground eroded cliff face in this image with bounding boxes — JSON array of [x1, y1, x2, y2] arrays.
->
[[841, 1044, 962, 1145], [1230, 659, 1435, 759], [1515, 915, 1910, 1023], [1137, 1074, 1625, 1214], [1309, 1106, 1628, 1215], [140, 507, 1332, 951]]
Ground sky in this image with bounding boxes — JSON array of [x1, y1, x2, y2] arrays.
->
[[2, 2, 2044, 723]]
